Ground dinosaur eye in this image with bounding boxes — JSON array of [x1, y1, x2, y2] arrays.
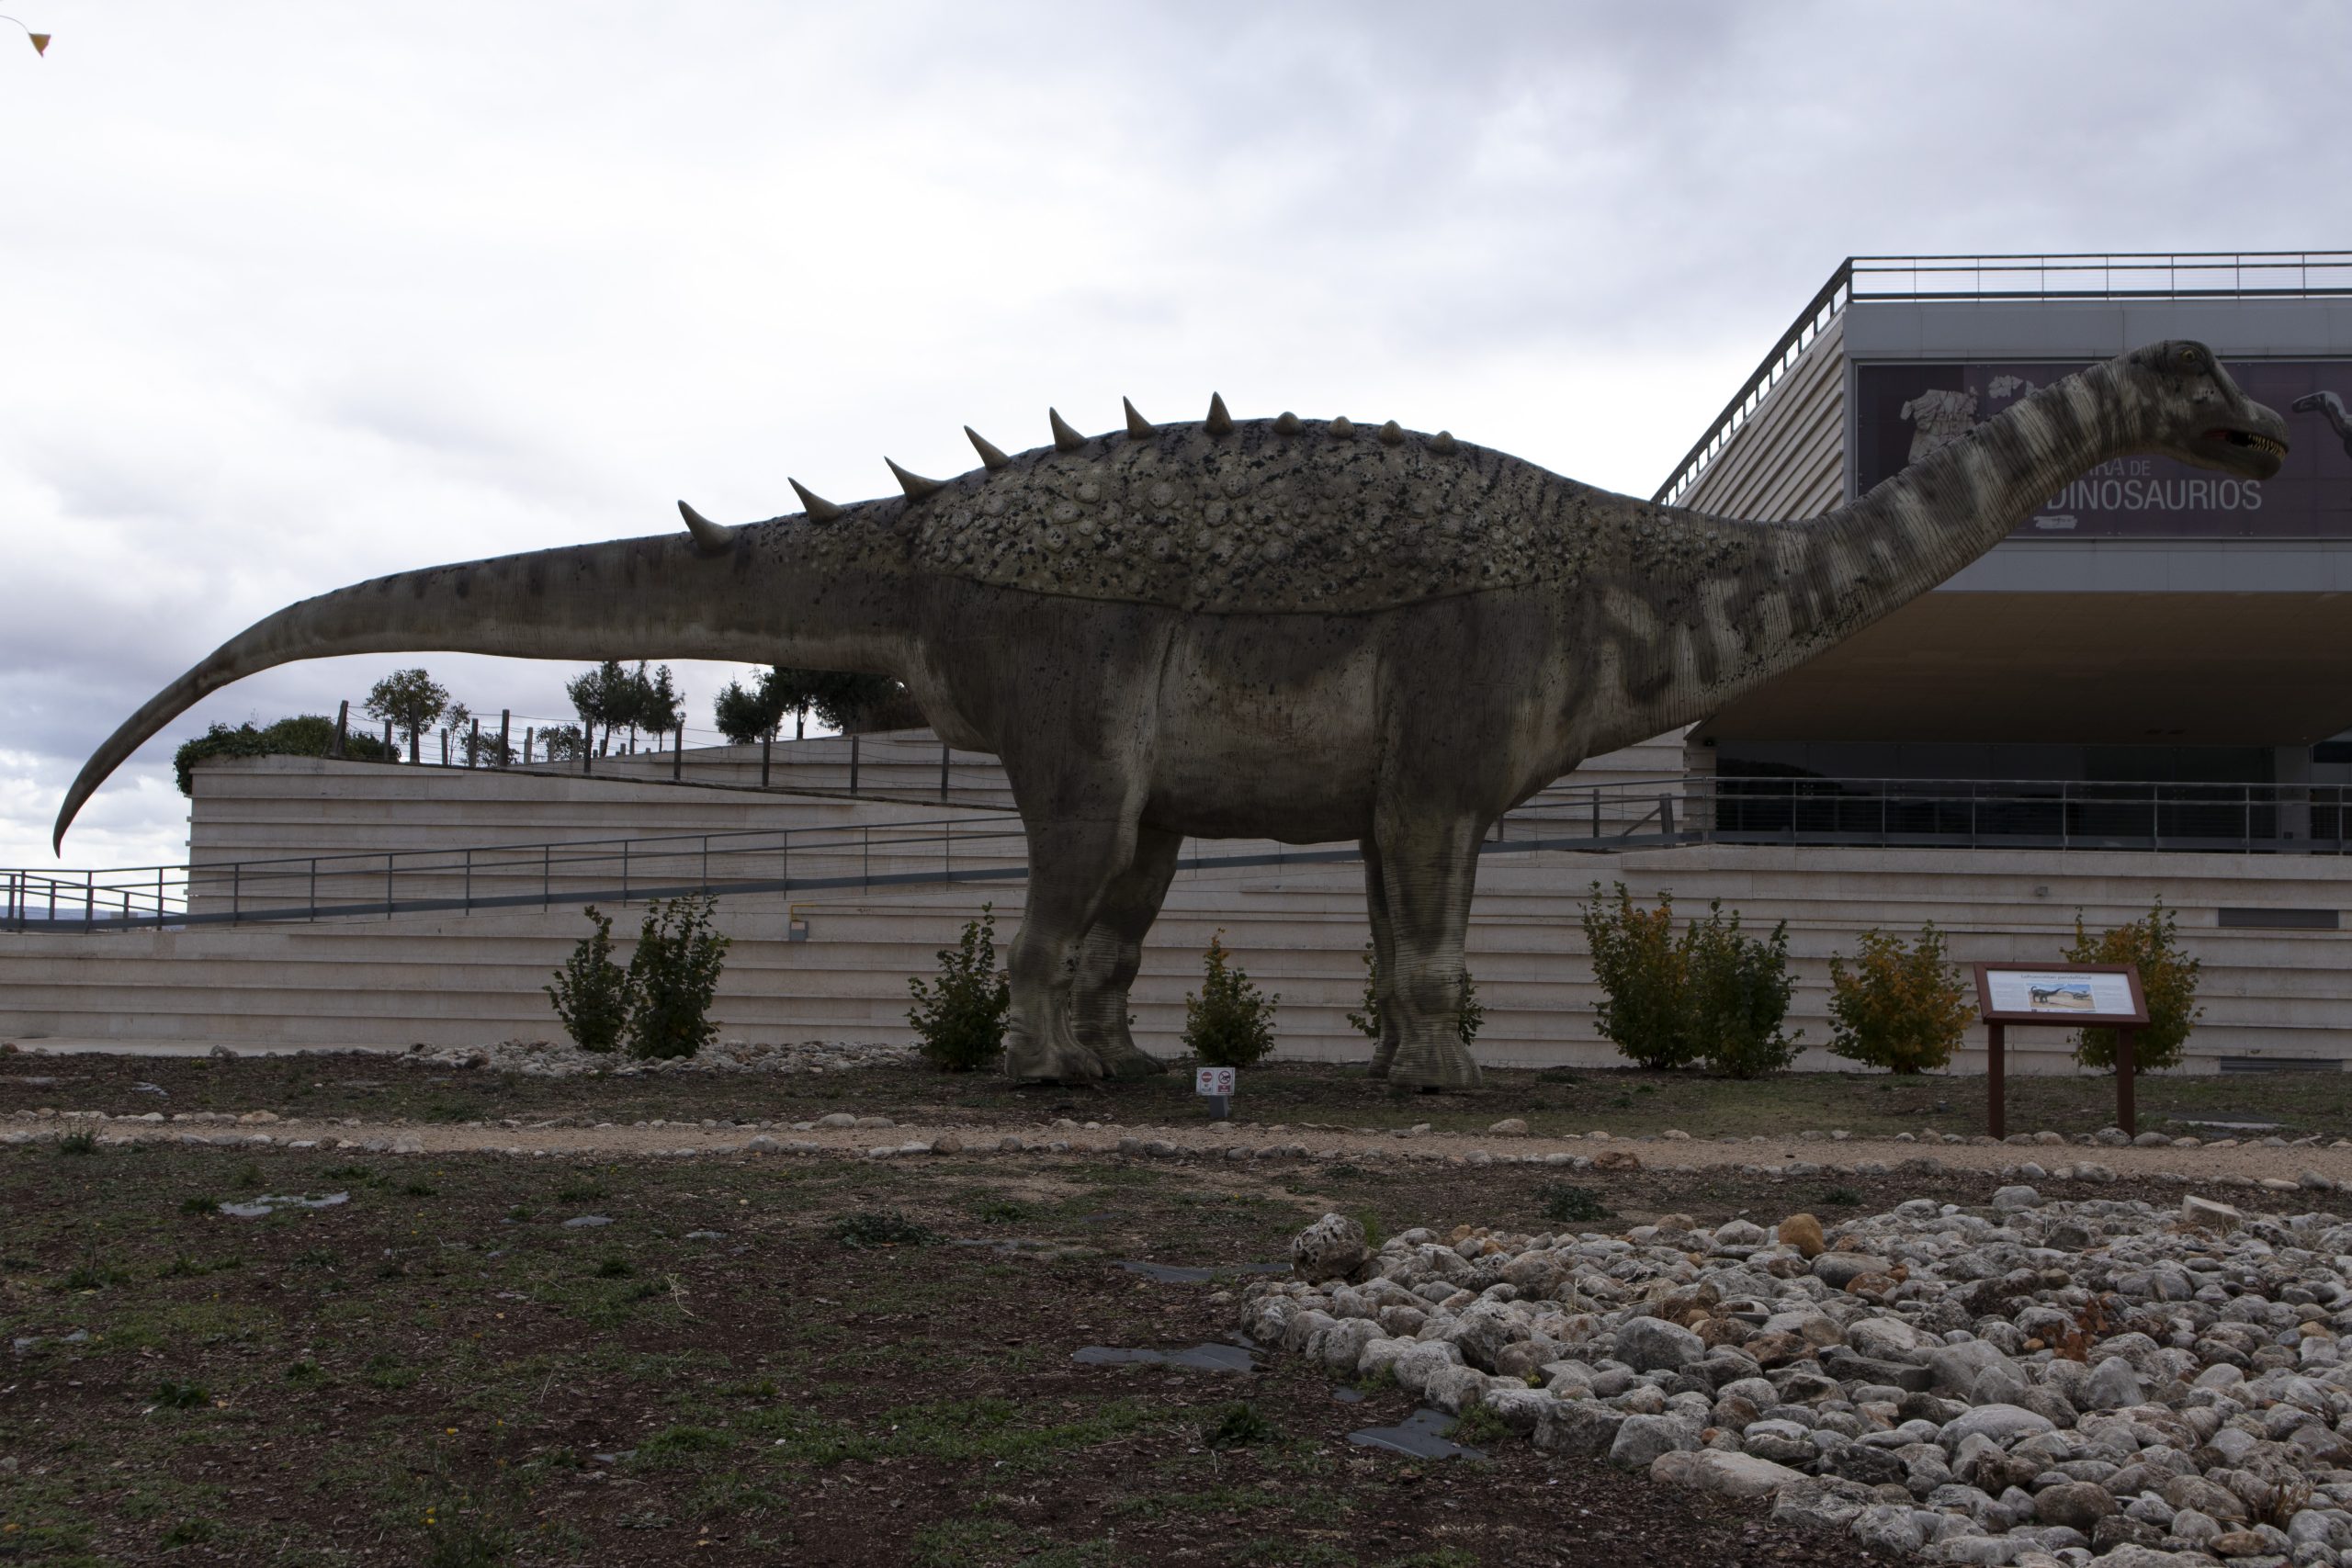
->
[[2177, 347, 2198, 365]]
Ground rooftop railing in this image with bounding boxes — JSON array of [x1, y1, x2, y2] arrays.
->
[[9, 773, 2348, 935], [1653, 250, 2352, 507]]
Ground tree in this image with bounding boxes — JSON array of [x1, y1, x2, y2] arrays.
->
[[906, 905, 1011, 1071], [1580, 882, 1692, 1069], [566, 660, 630, 756], [364, 668, 451, 763], [2064, 900, 2203, 1073], [713, 672, 787, 744], [537, 723, 587, 762], [639, 664, 685, 751]]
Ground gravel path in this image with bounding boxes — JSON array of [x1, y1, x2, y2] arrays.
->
[[17, 1109, 2351, 1184]]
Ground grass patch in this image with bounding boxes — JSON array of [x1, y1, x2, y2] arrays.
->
[[153, 1380, 209, 1410], [1538, 1183, 1611, 1224], [556, 1178, 609, 1203], [824, 1210, 940, 1249], [56, 1130, 97, 1156], [1203, 1401, 1277, 1450]]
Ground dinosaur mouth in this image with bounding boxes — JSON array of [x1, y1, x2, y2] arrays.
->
[[2207, 427, 2288, 458]]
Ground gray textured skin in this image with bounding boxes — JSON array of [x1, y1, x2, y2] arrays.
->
[[57, 343, 2288, 1089]]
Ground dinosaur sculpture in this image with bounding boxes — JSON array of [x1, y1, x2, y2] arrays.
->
[[57, 342, 2288, 1089]]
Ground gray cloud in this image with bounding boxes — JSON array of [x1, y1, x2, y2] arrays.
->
[[5, 0, 2347, 868]]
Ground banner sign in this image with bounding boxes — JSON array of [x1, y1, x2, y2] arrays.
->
[[1853, 359, 2352, 539]]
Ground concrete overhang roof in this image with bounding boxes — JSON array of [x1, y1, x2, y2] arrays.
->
[[1703, 589, 2352, 746]]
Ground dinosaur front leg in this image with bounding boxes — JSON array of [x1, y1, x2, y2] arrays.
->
[[1370, 809, 1487, 1091], [1361, 837, 1405, 1079], [1068, 826, 1182, 1079], [1001, 817, 1139, 1084]]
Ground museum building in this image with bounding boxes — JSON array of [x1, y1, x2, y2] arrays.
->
[[1659, 253, 2352, 846]]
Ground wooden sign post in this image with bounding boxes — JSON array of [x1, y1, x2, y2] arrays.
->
[[1972, 963, 2149, 1140]]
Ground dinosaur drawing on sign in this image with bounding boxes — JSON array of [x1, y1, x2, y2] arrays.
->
[[2293, 389, 2352, 457], [58, 343, 2289, 1089]]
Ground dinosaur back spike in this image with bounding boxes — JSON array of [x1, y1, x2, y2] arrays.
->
[[1273, 412, 1302, 435], [1379, 419, 1404, 446], [1205, 392, 1234, 435], [1123, 398, 1154, 438], [789, 479, 845, 523], [677, 500, 736, 554], [1048, 408, 1087, 453], [965, 426, 1012, 470], [886, 457, 944, 500]]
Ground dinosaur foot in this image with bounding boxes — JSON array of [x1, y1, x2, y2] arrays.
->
[[1001, 1025, 1106, 1085], [1090, 1039, 1168, 1080], [1383, 1036, 1483, 1092]]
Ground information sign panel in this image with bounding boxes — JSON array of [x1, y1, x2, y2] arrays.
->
[[1969, 963, 2148, 1139], [1195, 1067, 1236, 1097]]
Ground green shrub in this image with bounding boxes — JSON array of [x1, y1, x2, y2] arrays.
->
[[55, 1130, 96, 1156], [1345, 940, 1483, 1050], [622, 895, 730, 1060], [1182, 930, 1278, 1068], [172, 714, 390, 795], [2064, 899, 2202, 1073], [906, 904, 1011, 1071], [1679, 901, 1800, 1077], [154, 1380, 209, 1410], [545, 907, 631, 1054], [1826, 923, 1973, 1073], [1581, 882, 1692, 1069]]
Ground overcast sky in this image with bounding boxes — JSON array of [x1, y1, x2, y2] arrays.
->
[[5, 1, 2348, 870]]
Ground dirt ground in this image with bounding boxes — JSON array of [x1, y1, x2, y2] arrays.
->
[[5, 1052, 2341, 1566]]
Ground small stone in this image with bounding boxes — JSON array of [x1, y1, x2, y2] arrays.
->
[[2083, 1355, 2145, 1411], [1777, 1213, 1826, 1258], [932, 1134, 964, 1156], [1487, 1118, 1528, 1137], [2182, 1195, 2245, 1229], [1291, 1213, 1369, 1283], [1992, 1184, 2041, 1211], [1615, 1316, 1705, 1372], [2036, 1480, 2118, 1532]]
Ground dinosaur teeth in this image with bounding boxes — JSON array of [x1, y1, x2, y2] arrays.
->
[[789, 479, 845, 523], [965, 426, 1012, 470], [1205, 392, 1234, 435], [1048, 408, 1087, 452], [1123, 398, 1155, 439], [1379, 419, 1404, 446], [676, 500, 736, 554], [886, 457, 944, 500], [1274, 412, 1303, 435]]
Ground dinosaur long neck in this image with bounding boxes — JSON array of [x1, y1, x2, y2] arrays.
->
[[1633, 358, 2147, 739]]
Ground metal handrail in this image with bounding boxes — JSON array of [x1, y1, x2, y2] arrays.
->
[[1652, 250, 2352, 507], [12, 771, 2350, 935]]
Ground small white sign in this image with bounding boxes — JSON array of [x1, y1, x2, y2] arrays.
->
[[1195, 1066, 1236, 1097]]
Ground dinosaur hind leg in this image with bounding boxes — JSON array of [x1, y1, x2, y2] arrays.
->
[[1362, 836, 1405, 1079], [1068, 826, 1182, 1080], [1371, 808, 1486, 1091], [1001, 816, 1139, 1085]]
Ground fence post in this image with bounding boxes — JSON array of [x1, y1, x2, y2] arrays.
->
[[702, 835, 710, 893], [850, 733, 861, 795], [157, 867, 165, 929], [761, 733, 772, 787], [542, 844, 550, 911], [621, 841, 629, 906], [468, 717, 480, 768], [310, 859, 317, 922], [440, 729, 450, 766], [582, 739, 593, 776], [498, 710, 511, 768], [85, 874, 94, 932], [334, 699, 349, 758], [230, 863, 240, 927], [386, 853, 394, 919], [673, 737, 683, 782], [524, 727, 534, 765], [384, 718, 395, 761], [940, 743, 950, 801], [464, 847, 473, 913]]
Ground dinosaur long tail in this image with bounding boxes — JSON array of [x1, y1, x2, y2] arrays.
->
[[54, 515, 892, 850]]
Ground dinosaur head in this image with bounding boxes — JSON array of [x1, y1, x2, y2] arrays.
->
[[2128, 340, 2289, 479]]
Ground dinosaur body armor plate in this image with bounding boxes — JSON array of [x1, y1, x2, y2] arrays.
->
[[907, 421, 1599, 615]]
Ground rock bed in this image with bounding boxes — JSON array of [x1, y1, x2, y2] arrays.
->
[[398, 1037, 918, 1076], [1247, 1195, 2352, 1567]]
